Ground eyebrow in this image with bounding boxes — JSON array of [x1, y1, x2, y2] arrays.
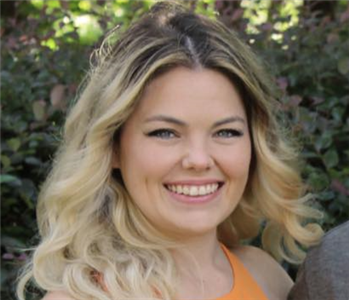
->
[[144, 115, 246, 127]]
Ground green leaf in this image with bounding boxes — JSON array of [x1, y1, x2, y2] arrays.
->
[[338, 57, 349, 75], [314, 133, 332, 152], [7, 138, 21, 152], [1, 155, 11, 168], [307, 171, 330, 191], [1, 235, 27, 249], [317, 191, 335, 201], [0, 174, 19, 184], [2, 198, 17, 207], [20, 193, 35, 210], [32, 101, 46, 121], [332, 107, 345, 122], [323, 149, 339, 169], [24, 157, 42, 166], [1, 268, 9, 288]]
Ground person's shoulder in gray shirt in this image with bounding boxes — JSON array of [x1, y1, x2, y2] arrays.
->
[[288, 221, 349, 300]]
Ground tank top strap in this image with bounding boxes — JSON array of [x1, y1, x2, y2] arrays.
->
[[216, 244, 269, 300]]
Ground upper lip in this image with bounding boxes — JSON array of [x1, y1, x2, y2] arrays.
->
[[164, 179, 224, 186]]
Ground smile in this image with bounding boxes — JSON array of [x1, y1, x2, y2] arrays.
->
[[164, 183, 222, 197]]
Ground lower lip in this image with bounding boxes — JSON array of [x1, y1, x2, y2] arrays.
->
[[165, 185, 223, 205]]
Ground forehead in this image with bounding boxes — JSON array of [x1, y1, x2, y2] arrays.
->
[[131, 66, 247, 121]]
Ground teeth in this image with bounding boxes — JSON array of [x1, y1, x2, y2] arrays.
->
[[183, 186, 189, 194], [167, 183, 219, 196], [190, 186, 198, 196], [199, 186, 206, 195]]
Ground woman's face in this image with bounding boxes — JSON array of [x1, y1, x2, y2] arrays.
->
[[114, 66, 251, 240]]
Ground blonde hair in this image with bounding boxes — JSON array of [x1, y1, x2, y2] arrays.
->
[[17, 2, 323, 300]]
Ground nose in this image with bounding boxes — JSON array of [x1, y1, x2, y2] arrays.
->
[[181, 141, 214, 171]]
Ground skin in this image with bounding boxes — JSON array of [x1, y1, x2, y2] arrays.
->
[[43, 67, 293, 300], [114, 66, 251, 241]]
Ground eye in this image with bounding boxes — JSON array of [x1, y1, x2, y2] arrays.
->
[[214, 129, 243, 138], [147, 129, 178, 139]]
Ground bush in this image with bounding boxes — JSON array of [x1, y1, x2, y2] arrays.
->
[[1, 1, 348, 299], [1, 2, 153, 298], [249, 4, 349, 228]]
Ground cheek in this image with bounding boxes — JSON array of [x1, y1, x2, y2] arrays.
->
[[120, 137, 178, 186], [219, 140, 252, 178]]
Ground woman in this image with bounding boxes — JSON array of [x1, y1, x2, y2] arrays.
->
[[17, 2, 323, 300]]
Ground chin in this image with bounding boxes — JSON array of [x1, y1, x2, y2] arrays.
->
[[165, 217, 221, 238]]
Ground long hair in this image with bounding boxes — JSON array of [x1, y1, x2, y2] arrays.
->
[[17, 2, 322, 300]]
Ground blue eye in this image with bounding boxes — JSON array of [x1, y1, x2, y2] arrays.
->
[[215, 129, 243, 138], [147, 129, 177, 139]]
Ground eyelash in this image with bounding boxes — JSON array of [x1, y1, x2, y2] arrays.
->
[[147, 129, 178, 139], [147, 128, 243, 139], [214, 129, 243, 138]]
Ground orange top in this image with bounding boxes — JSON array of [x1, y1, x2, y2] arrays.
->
[[215, 244, 269, 300], [93, 245, 269, 300]]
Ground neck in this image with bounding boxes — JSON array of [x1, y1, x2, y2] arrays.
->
[[170, 229, 225, 275], [170, 229, 233, 300]]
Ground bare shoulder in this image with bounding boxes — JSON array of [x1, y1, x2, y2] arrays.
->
[[42, 291, 75, 300], [231, 245, 293, 300]]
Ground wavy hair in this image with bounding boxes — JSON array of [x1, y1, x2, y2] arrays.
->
[[17, 2, 323, 300]]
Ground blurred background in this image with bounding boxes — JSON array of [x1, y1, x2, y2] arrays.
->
[[1, 0, 348, 299]]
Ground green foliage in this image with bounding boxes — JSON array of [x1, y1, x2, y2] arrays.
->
[[248, 3, 349, 228], [1, 0, 348, 298], [1, 1, 152, 298]]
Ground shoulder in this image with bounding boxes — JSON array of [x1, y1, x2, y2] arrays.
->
[[294, 221, 349, 291], [231, 245, 293, 300], [42, 291, 75, 300], [319, 221, 349, 249], [288, 222, 349, 300], [306, 221, 349, 265]]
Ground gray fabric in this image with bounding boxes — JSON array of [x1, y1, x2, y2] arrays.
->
[[288, 221, 349, 300]]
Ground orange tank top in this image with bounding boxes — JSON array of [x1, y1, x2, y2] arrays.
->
[[93, 245, 269, 300], [215, 244, 269, 300]]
